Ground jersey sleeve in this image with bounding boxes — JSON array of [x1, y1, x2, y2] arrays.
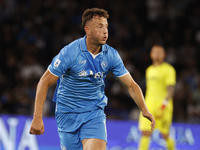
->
[[48, 46, 71, 77], [111, 50, 129, 78], [165, 66, 176, 86]]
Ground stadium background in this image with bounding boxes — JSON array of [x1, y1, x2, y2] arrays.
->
[[0, 0, 200, 149]]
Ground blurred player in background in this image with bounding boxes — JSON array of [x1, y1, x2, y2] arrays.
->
[[29, 8, 155, 150], [138, 45, 176, 150]]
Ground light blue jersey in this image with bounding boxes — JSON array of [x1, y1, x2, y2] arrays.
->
[[48, 36, 128, 113]]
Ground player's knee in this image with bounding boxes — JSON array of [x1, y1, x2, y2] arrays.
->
[[82, 138, 106, 150]]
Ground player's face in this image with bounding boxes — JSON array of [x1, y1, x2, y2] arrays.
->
[[150, 46, 165, 63], [86, 16, 108, 45]]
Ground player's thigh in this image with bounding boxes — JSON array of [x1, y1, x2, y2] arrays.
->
[[159, 109, 173, 134], [80, 110, 107, 142], [58, 130, 82, 150], [55, 111, 83, 149], [82, 138, 106, 150]]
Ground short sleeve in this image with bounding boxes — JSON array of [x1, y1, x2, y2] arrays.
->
[[165, 66, 176, 86], [111, 50, 128, 78], [48, 46, 71, 77]]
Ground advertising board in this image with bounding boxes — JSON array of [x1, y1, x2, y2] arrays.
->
[[0, 115, 199, 150]]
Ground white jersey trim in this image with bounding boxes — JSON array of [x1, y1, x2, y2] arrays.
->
[[48, 68, 59, 77], [116, 72, 129, 78], [88, 51, 101, 59]]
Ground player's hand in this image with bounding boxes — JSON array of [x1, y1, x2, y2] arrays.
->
[[29, 117, 44, 135], [142, 111, 156, 131]]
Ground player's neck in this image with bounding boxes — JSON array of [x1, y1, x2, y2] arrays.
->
[[86, 37, 101, 55], [153, 61, 164, 66], [87, 45, 101, 55]]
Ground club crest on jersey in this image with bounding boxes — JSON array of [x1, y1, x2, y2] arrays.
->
[[101, 61, 108, 69], [54, 59, 61, 67]]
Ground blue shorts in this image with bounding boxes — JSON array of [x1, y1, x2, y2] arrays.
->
[[55, 108, 107, 150]]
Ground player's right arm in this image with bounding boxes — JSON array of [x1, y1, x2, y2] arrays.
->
[[118, 73, 156, 130], [29, 70, 59, 135], [110, 48, 155, 130]]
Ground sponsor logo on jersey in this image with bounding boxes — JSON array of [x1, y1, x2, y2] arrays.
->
[[89, 70, 94, 76], [94, 72, 104, 79], [54, 59, 61, 67], [78, 70, 106, 79], [78, 70, 87, 77]]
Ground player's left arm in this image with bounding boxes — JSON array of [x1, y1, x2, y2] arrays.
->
[[165, 85, 175, 101], [159, 85, 175, 110], [118, 73, 156, 130], [161, 66, 176, 109]]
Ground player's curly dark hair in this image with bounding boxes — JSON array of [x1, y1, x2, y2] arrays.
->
[[82, 8, 109, 27]]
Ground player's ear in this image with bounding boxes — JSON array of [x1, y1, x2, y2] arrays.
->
[[84, 26, 89, 35]]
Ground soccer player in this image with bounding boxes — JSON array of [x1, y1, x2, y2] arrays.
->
[[29, 8, 155, 150], [138, 45, 176, 150]]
